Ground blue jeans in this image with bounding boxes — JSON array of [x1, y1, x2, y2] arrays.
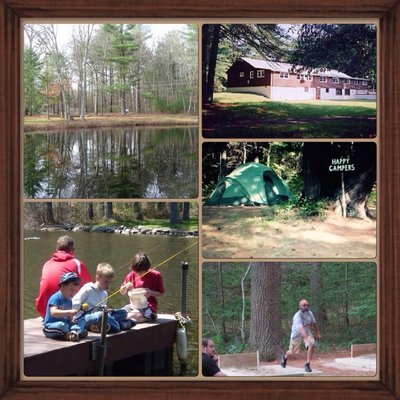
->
[[43, 319, 86, 339], [84, 309, 128, 332]]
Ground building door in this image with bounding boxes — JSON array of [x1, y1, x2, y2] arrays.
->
[[316, 87, 321, 100]]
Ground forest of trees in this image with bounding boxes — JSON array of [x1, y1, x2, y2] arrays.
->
[[202, 23, 376, 104], [24, 127, 198, 199], [203, 262, 376, 360], [202, 142, 376, 219], [24, 201, 198, 230], [24, 24, 198, 118]]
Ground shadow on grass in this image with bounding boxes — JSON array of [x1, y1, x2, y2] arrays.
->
[[202, 101, 376, 138]]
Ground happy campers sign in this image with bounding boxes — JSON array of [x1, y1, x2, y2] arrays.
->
[[329, 157, 355, 172]]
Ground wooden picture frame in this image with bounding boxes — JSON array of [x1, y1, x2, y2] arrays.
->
[[1, 0, 399, 399]]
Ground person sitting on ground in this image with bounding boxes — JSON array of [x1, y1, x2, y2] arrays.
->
[[35, 235, 93, 318], [72, 263, 136, 333], [42, 272, 88, 342], [120, 252, 165, 323], [202, 337, 227, 377]]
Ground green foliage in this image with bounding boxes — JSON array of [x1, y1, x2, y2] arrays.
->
[[296, 197, 328, 218], [203, 262, 377, 354], [24, 48, 43, 115], [290, 24, 376, 85]]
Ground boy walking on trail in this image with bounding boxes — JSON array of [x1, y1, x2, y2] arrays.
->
[[42, 272, 88, 341], [72, 263, 136, 333], [280, 299, 321, 373]]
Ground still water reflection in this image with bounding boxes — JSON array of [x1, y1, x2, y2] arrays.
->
[[24, 126, 198, 199], [24, 230, 199, 375]]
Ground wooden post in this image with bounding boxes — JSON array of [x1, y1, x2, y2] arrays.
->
[[341, 171, 347, 217], [95, 308, 108, 376]]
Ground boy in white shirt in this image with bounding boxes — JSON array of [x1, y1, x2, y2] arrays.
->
[[72, 263, 135, 333]]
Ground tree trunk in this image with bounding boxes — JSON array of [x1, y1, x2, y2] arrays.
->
[[182, 202, 190, 221], [45, 202, 56, 224], [249, 262, 282, 361], [133, 202, 144, 220], [87, 203, 94, 220], [309, 262, 327, 324], [169, 202, 180, 224], [302, 142, 376, 218], [105, 202, 113, 220], [203, 24, 221, 105], [218, 262, 228, 342]]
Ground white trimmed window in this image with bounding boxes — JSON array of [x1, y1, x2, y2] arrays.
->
[[250, 71, 254, 79], [358, 80, 363, 85], [280, 72, 289, 79], [307, 75, 312, 81], [362, 80, 368, 85], [257, 70, 265, 78], [345, 89, 351, 95], [239, 72, 244, 77], [319, 76, 327, 82], [345, 79, 351, 84], [332, 77, 339, 83], [336, 88, 342, 95], [326, 88, 330, 93]]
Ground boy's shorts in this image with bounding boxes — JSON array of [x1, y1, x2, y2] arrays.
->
[[289, 336, 315, 353], [123, 304, 155, 320]]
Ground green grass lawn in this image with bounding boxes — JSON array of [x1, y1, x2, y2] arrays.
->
[[204, 92, 376, 138]]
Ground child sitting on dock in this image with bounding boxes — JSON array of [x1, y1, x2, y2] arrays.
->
[[72, 263, 136, 333], [42, 272, 88, 341], [120, 252, 165, 323]]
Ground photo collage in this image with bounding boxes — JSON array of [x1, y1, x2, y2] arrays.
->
[[22, 22, 377, 379]]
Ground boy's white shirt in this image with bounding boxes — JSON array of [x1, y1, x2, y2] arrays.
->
[[72, 281, 107, 310]]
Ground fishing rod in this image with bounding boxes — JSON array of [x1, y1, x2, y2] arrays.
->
[[90, 240, 199, 310]]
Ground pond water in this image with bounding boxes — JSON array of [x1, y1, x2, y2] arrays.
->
[[24, 126, 198, 199], [23, 230, 199, 376]]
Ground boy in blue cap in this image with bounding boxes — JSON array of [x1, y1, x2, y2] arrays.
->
[[43, 272, 88, 341]]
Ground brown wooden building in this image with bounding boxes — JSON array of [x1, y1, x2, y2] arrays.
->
[[227, 57, 376, 101]]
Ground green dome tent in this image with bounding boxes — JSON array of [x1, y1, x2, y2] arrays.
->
[[204, 162, 292, 206]]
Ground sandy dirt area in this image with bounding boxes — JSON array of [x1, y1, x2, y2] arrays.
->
[[202, 207, 376, 259], [220, 351, 376, 377]]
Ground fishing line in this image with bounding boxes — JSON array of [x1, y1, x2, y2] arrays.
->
[[92, 240, 198, 309], [112, 242, 162, 275]]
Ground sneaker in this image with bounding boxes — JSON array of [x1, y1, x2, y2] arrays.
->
[[150, 313, 157, 321], [89, 323, 111, 333], [280, 355, 287, 368], [305, 363, 312, 372], [80, 329, 88, 339], [119, 319, 136, 330], [65, 331, 79, 341]]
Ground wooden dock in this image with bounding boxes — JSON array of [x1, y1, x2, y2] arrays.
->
[[24, 314, 178, 377]]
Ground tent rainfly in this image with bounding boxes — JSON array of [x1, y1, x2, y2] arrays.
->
[[204, 162, 292, 206]]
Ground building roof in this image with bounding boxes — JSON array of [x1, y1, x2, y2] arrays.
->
[[237, 57, 368, 80]]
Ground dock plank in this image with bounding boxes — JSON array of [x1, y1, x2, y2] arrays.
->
[[24, 315, 178, 376]]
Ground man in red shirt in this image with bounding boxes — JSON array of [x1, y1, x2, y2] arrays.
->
[[35, 235, 93, 318]]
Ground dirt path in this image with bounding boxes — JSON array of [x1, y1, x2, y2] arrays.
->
[[202, 207, 376, 259], [220, 351, 376, 377]]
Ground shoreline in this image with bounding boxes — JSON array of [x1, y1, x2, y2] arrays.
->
[[25, 223, 198, 238], [24, 113, 198, 132]]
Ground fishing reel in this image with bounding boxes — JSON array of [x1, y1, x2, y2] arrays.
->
[[175, 312, 191, 328], [73, 303, 90, 321]]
